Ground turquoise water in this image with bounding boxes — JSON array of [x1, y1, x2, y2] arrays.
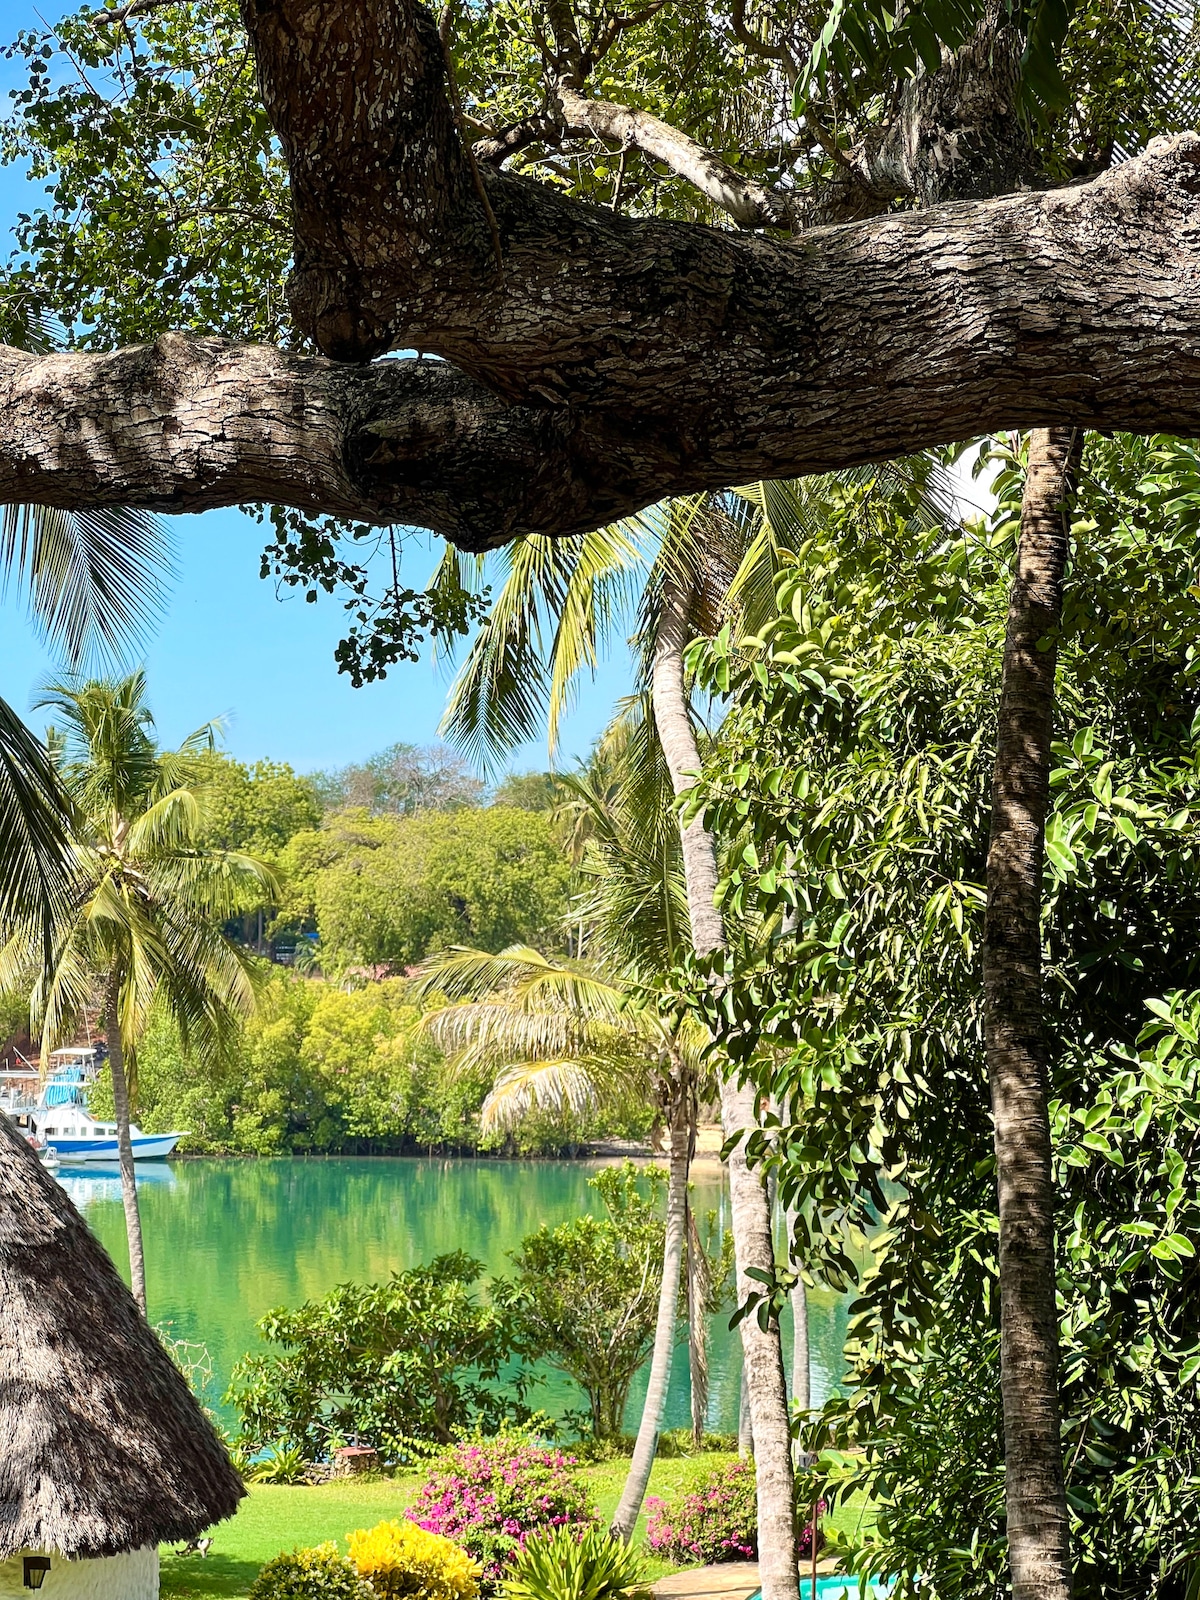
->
[[59, 1156, 850, 1434], [753, 1584, 892, 1599]]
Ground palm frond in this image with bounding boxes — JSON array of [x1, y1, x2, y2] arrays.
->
[[481, 1060, 608, 1130], [0, 695, 72, 941], [440, 527, 643, 770], [1, 503, 172, 666], [0, 293, 171, 667]]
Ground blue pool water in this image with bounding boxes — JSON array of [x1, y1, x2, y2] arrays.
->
[[751, 1583, 892, 1599]]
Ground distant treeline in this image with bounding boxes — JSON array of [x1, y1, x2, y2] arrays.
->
[[192, 743, 570, 972], [88, 969, 652, 1158]]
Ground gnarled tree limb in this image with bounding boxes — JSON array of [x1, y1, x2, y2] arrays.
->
[[5, 125, 1200, 554]]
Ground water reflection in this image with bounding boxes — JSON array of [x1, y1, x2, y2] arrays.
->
[[69, 1156, 848, 1434]]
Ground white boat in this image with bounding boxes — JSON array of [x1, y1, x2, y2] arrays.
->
[[2, 1048, 186, 1162], [27, 1103, 186, 1162]]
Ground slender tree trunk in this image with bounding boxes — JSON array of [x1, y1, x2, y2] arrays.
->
[[785, 1205, 810, 1420], [652, 580, 798, 1600], [738, 1369, 753, 1457], [611, 1083, 691, 1540], [687, 1202, 711, 1448], [984, 426, 1082, 1600], [105, 973, 147, 1315]]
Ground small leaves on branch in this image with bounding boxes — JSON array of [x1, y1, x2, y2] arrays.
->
[[254, 506, 489, 686]]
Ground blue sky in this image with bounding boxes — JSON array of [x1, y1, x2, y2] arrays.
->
[[0, 5, 634, 776]]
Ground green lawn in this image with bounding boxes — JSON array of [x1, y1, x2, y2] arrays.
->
[[159, 1455, 740, 1600]]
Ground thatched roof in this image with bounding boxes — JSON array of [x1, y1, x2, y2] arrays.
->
[[0, 1114, 245, 1559]]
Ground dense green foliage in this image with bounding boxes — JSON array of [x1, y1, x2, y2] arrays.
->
[[87, 970, 649, 1156], [195, 752, 323, 867], [675, 437, 1200, 1595], [277, 807, 571, 972], [230, 1252, 528, 1459]]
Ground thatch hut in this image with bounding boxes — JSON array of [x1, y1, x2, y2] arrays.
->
[[0, 1113, 244, 1597]]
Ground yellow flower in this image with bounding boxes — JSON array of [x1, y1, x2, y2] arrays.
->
[[347, 1519, 482, 1600]]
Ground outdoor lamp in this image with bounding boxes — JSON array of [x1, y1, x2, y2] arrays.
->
[[23, 1556, 51, 1589]]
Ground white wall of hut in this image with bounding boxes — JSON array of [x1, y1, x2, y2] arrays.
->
[[0, 1547, 157, 1598]]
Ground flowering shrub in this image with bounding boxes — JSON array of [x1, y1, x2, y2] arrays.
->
[[348, 1519, 481, 1600], [249, 1542, 372, 1600], [407, 1439, 595, 1588], [645, 1460, 758, 1565]]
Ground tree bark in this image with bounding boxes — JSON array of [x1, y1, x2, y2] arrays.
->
[[984, 426, 1083, 1600], [611, 1085, 691, 1541], [687, 1202, 710, 1449], [104, 973, 147, 1316], [739, 1368, 753, 1457], [651, 579, 798, 1600], [785, 1205, 810, 1420], [4, 133, 1200, 550]]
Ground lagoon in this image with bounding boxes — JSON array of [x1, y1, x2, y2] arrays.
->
[[61, 1156, 848, 1435]]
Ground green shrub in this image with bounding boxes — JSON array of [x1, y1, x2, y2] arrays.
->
[[249, 1543, 372, 1600], [248, 1443, 309, 1484], [229, 1252, 525, 1459], [499, 1526, 653, 1600]]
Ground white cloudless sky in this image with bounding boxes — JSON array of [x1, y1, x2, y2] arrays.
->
[[0, 4, 635, 776]]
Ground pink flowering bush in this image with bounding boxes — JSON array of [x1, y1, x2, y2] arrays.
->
[[645, 1458, 759, 1565], [646, 1460, 826, 1567], [406, 1438, 595, 1589]]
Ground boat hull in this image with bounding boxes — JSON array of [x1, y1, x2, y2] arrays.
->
[[44, 1133, 183, 1161]]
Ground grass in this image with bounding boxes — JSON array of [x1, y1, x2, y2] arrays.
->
[[159, 1453, 740, 1600]]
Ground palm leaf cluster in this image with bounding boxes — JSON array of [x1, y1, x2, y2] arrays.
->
[[436, 461, 958, 779], [0, 673, 274, 1077], [417, 943, 705, 1135]]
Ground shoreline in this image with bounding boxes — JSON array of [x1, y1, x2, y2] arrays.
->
[[162, 1125, 732, 1168]]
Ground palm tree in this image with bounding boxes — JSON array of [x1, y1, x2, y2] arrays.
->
[[418, 723, 713, 1536], [0, 673, 274, 1313]]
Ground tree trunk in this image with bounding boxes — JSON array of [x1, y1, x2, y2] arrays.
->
[[104, 974, 147, 1316], [786, 1205, 810, 1420], [611, 1085, 691, 1540], [984, 426, 1082, 1600], [687, 1202, 710, 1449], [651, 580, 798, 1600], [738, 1367, 753, 1457]]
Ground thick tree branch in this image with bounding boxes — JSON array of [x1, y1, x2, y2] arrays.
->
[[238, 2, 1200, 446], [6, 131, 1200, 554], [553, 80, 790, 229]]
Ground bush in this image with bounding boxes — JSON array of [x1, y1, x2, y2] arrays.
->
[[499, 1526, 653, 1600], [347, 1519, 481, 1600], [644, 1460, 758, 1565], [407, 1438, 595, 1589], [249, 1544, 372, 1600], [248, 1443, 310, 1484], [229, 1253, 525, 1459]]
